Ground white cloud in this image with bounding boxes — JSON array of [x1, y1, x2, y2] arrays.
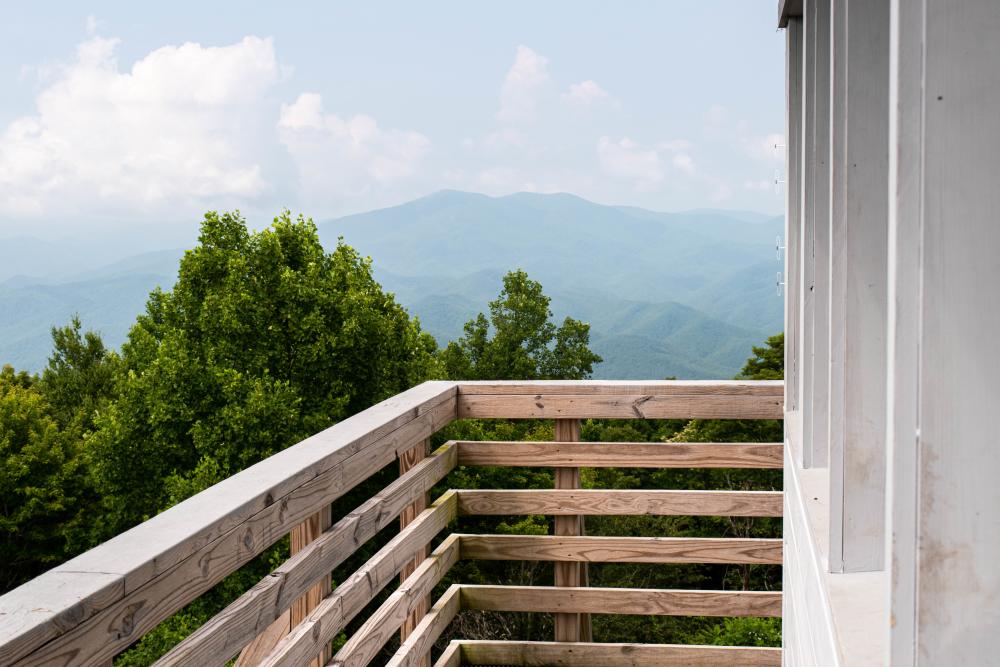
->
[[497, 45, 550, 123], [672, 153, 696, 174], [0, 35, 279, 218], [562, 80, 619, 109], [744, 179, 773, 191], [658, 139, 694, 152], [462, 128, 527, 154], [279, 92, 430, 201], [742, 132, 785, 163], [711, 182, 734, 202], [597, 137, 663, 191]]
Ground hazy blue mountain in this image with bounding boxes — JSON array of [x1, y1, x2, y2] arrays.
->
[[0, 273, 174, 371], [319, 190, 784, 312], [1, 191, 783, 378]]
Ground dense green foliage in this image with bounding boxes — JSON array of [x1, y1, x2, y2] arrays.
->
[[90, 211, 438, 532], [441, 269, 601, 381], [0, 209, 784, 663]]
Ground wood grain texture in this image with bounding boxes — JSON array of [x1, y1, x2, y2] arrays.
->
[[459, 586, 782, 618], [455, 381, 783, 396], [384, 586, 461, 667], [457, 535, 783, 565], [1, 381, 457, 667], [553, 419, 585, 643], [457, 394, 783, 420], [331, 535, 459, 667], [234, 506, 333, 667], [456, 640, 782, 666], [456, 490, 783, 517], [257, 492, 458, 667], [431, 642, 461, 667], [397, 439, 429, 667], [456, 441, 784, 469], [156, 444, 456, 667]]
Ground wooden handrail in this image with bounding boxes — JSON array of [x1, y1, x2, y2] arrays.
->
[[257, 492, 459, 667], [443, 641, 782, 667], [0, 380, 783, 667], [455, 440, 784, 468], [457, 534, 783, 565], [0, 381, 457, 667], [455, 489, 784, 517], [459, 585, 783, 618], [156, 444, 457, 666]]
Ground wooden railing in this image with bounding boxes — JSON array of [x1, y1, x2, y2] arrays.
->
[[0, 380, 784, 667]]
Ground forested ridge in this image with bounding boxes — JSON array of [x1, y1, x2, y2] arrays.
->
[[0, 211, 783, 664]]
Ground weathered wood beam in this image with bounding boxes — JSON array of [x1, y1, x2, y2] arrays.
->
[[459, 585, 782, 618], [234, 506, 333, 667], [457, 535, 783, 565], [431, 642, 461, 667], [553, 419, 586, 643], [455, 440, 784, 469], [257, 492, 458, 667], [1, 381, 458, 667], [384, 585, 461, 667], [457, 393, 783, 420], [456, 640, 782, 666], [456, 489, 783, 517], [330, 535, 460, 667], [397, 439, 430, 667], [455, 380, 783, 396], [156, 444, 457, 666]]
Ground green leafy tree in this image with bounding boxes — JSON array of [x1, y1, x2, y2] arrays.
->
[[441, 270, 601, 380], [39, 317, 118, 432], [0, 366, 92, 590], [90, 210, 439, 533]]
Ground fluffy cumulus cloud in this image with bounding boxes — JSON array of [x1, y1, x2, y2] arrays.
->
[[497, 45, 550, 123], [0, 35, 280, 218], [278, 93, 430, 204], [562, 80, 618, 109]]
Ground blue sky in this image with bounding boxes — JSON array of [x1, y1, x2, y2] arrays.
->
[[0, 2, 784, 236]]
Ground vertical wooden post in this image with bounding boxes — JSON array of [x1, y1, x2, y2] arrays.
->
[[235, 507, 333, 667], [553, 419, 590, 642], [399, 439, 430, 667]]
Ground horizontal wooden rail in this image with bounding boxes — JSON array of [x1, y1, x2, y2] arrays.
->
[[157, 444, 458, 666], [456, 489, 783, 517], [451, 640, 782, 666], [0, 381, 458, 667], [456, 380, 785, 395], [460, 585, 783, 618], [456, 381, 783, 420], [0, 379, 786, 667], [455, 440, 784, 468], [330, 535, 460, 667], [458, 534, 783, 565], [431, 642, 461, 667], [257, 492, 458, 667], [385, 585, 461, 667], [326, 529, 782, 666]]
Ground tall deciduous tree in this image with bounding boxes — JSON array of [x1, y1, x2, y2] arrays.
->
[[39, 316, 118, 432], [441, 269, 601, 380], [0, 366, 91, 590], [90, 210, 439, 532]]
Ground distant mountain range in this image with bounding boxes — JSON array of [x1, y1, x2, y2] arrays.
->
[[0, 191, 783, 378]]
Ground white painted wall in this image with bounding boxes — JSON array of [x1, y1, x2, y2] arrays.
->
[[784, 0, 1000, 663], [887, 0, 1000, 663]]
